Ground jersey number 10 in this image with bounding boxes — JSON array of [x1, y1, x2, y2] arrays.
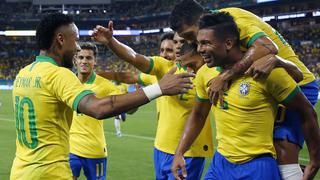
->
[[15, 96, 38, 149]]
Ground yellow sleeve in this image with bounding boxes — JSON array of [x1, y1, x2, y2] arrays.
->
[[195, 67, 210, 103], [220, 8, 267, 48], [103, 79, 123, 96], [238, 23, 267, 49], [137, 73, 157, 86], [266, 68, 300, 104], [145, 56, 174, 79], [48, 68, 94, 111]]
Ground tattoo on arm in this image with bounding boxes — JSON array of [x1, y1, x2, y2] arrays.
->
[[110, 95, 116, 108], [260, 43, 275, 54]]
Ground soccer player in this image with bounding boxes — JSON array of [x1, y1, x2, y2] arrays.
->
[[10, 13, 194, 179], [92, 22, 213, 180], [170, 1, 317, 178], [171, 13, 320, 180], [69, 42, 124, 179]]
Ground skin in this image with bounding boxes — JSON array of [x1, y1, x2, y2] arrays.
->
[[98, 35, 176, 83], [171, 28, 320, 180], [173, 32, 186, 60], [74, 49, 96, 83], [39, 22, 195, 120]]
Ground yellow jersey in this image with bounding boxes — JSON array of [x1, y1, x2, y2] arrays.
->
[[138, 73, 163, 118], [69, 72, 122, 158], [196, 65, 300, 163], [216, 7, 315, 85], [147, 56, 213, 157], [11, 56, 93, 180]]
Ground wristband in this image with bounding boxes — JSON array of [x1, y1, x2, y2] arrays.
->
[[142, 83, 162, 101]]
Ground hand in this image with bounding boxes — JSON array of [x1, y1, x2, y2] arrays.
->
[[91, 21, 114, 45], [208, 73, 229, 106], [303, 160, 320, 180], [171, 154, 187, 180], [244, 54, 278, 80], [159, 66, 195, 96]]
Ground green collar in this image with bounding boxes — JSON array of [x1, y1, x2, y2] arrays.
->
[[35, 56, 58, 66], [216, 66, 223, 73], [176, 62, 187, 70], [85, 72, 96, 84]]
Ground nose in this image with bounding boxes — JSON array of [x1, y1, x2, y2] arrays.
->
[[197, 44, 205, 54]]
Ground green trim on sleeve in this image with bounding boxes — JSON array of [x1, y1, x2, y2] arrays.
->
[[145, 57, 155, 74], [280, 86, 301, 105], [246, 32, 267, 48], [196, 95, 210, 103], [137, 73, 146, 86], [209, 9, 220, 14], [72, 90, 94, 111]]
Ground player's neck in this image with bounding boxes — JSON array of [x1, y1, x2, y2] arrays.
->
[[222, 49, 244, 69], [193, 56, 205, 73], [78, 72, 92, 83], [39, 50, 63, 66]]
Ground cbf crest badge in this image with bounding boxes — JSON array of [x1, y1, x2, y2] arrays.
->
[[239, 82, 250, 95]]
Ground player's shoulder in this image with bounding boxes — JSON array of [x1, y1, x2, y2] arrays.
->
[[267, 67, 289, 81]]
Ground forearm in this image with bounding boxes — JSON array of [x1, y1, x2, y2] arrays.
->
[[175, 103, 210, 155], [106, 37, 150, 72], [276, 57, 303, 83], [78, 90, 150, 119], [301, 108, 320, 161], [228, 37, 279, 79]]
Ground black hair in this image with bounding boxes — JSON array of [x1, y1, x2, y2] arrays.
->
[[199, 13, 240, 46], [180, 42, 198, 56], [36, 13, 74, 50], [170, 0, 205, 32], [160, 32, 174, 43], [79, 42, 98, 57]]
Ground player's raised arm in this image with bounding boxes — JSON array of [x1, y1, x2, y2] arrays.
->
[[78, 66, 194, 119], [283, 92, 320, 180], [92, 21, 151, 73], [97, 71, 139, 84], [171, 100, 211, 180]]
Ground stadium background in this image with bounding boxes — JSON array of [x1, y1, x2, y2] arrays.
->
[[0, 0, 319, 179]]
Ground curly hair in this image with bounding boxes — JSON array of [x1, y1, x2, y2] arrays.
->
[[36, 13, 74, 50]]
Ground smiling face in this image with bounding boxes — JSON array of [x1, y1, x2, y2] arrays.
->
[[159, 39, 175, 61], [197, 28, 228, 68], [74, 49, 96, 74]]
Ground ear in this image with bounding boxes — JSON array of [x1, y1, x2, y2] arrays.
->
[[225, 38, 235, 51], [56, 33, 64, 47]]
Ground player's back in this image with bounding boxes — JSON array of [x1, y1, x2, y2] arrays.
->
[[11, 56, 91, 179], [220, 7, 315, 85]]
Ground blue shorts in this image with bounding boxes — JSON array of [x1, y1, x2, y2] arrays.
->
[[274, 81, 319, 147], [204, 151, 281, 180], [153, 148, 205, 180], [69, 153, 107, 180]]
